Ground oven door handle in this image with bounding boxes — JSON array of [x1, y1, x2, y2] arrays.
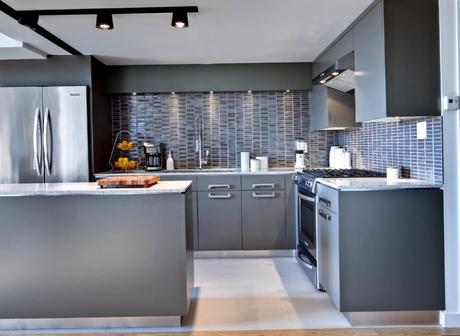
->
[[298, 193, 315, 203]]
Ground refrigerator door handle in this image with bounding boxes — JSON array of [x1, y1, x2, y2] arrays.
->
[[33, 107, 43, 175], [43, 108, 53, 175]]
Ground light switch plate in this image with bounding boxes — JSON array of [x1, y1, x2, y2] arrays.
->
[[417, 121, 427, 140]]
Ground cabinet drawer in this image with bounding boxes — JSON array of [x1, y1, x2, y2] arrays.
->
[[242, 175, 285, 190], [160, 175, 197, 191], [242, 190, 286, 250], [197, 175, 241, 191], [316, 183, 339, 214], [197, 191, 242, 250]]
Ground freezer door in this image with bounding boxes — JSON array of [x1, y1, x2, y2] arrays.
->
[[0, 87, 44, 184], [43, 86, 89, 183]]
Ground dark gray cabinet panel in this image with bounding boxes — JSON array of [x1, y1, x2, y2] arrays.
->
[[242, 175, 285, 190], [311, 85, 358, 131], [197, 191, 242, 250], [161, 175, 198, 250], [197, 175, 241, 191], [285, 174, 297, 249], [353, 2, 387, 122], [242, 190, 286, 250], [353, 0, 440, 122]]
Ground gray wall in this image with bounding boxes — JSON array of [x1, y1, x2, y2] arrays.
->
[[0, 56, 92, 87], [107, 63, 312, 93]]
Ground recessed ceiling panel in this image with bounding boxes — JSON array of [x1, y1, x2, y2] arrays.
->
[[1, 0, 373, 65]]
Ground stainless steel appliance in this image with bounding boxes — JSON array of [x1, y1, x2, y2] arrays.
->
[[0, 86, 89, 184], [143, 142, 163, 171], [312, 52, 355, 92], [294, 168, 385, 290]]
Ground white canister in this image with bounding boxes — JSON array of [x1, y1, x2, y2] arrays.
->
[[250, 159, 260, 172], [329, 146, 339, 168], [256, 156, 269, 170], [387, 167, 400, 183], [241, 152, 250, 172], [344, 151, 352, 169]]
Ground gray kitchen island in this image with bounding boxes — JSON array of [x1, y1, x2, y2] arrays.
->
[[0, 181, 194, 329]]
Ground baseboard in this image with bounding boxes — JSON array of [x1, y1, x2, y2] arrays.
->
[[0, 316, 181, 330], [440, 311, 460, 327], [344, 311, 440, 326], [194, 250, 295, 259]]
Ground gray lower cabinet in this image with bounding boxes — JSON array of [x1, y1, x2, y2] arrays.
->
[[160, 175, 199, 251], [285, 174, 297, 249], [317, 204, 340, 309], [242, 190, 286, 250], [317, 183, 445, 312], [197, 190, 242, 250]]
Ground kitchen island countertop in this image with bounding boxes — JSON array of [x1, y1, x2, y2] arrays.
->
[[0, 180, 192, 197], [316, 177, 442, 191]]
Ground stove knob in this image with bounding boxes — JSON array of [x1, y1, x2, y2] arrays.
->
[[306, 181, 313, 188]]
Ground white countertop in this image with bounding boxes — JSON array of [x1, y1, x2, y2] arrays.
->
[[316, 177, 442, 191], [0, 181, 192, 197], [94, 168, 295, 178]]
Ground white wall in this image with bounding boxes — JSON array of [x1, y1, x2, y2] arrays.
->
[[440, 0, 460, 328]]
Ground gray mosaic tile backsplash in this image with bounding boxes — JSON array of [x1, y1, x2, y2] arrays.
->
[[111, 91, 336, 169], [336, 117, 443, 183]]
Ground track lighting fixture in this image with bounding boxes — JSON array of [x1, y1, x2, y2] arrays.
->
[[171, 10, 188, 28], [96, 13, 114, 30], [17, 12, 39, 30]]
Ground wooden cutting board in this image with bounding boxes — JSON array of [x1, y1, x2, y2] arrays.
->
[[97, 176, 160, 188]]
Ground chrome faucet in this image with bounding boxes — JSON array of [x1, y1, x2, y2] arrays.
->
[[195, 116, 209, 169]]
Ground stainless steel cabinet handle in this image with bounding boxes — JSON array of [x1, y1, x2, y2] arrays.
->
[[252, 183, 275, 189], [208, 184, 231, 190], [252, 192, 276, 198], [319, 197, 331, 207], [33, 108, 43, 175], [43, 108, 53, 175], [208, 193, 232, 199], [319, 209, 331, 221]]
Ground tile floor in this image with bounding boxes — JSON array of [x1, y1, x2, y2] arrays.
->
[[179, 257, 350, 331]]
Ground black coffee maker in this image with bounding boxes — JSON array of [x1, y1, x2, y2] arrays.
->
[[143, 142, 163, 171]]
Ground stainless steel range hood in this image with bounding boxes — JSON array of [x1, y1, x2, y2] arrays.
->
[[312, 52, 355, 93]]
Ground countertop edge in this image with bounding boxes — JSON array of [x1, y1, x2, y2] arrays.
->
[[316, 178, 443, 192]]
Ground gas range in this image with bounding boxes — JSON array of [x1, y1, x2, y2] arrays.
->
[[294, 168, 385, 194]]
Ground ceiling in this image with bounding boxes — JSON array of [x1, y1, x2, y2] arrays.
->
[[0, 0, 373, 65]]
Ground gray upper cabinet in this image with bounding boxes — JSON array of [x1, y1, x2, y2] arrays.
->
[[353, 0, 440, 122], [310, 85, 358, 131]]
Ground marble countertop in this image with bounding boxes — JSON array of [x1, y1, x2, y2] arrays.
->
[[0, 181, 192, 197], [95, 168, 295, 178], [316, 177, 442, 191]]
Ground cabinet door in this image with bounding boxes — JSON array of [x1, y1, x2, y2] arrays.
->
[[353, 2, 387, 122], [318, 205, 340, 309], [242, 190, 286, 250], [198, 191, 242, 250], [311, 85, 329, 131]]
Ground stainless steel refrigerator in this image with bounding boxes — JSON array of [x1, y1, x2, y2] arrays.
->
[[0, 86, 89, 184]]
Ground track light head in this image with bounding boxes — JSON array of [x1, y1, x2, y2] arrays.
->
[[171, 11, 188, 28], [96, 13, 114, 30], [18, 12, 39, 30]]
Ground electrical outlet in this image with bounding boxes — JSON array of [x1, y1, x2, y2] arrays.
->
[[443, 96, 460, 111], [417, 121, 427, 140]]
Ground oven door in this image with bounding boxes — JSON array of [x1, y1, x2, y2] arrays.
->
[[297, 188, 317, 260]]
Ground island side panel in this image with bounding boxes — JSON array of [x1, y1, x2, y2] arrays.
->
[[339, 188, 445, 312], [0, 193, 191, 319]]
